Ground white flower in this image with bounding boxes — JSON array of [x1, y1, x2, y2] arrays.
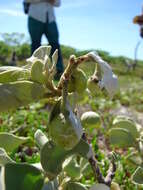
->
[[88, 51, 119, 98]]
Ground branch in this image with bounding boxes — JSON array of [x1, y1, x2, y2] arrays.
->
[[57, 55, 89, 90], [82, 133, 116, 187], [104, 155, 116, 186], [82, 133, 105, 183]]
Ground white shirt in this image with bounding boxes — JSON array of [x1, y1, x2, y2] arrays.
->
[[24, 0, 61, 23]]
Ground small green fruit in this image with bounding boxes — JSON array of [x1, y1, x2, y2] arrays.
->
[[68, 69, 87, 94], [81, 111, 101, 129]]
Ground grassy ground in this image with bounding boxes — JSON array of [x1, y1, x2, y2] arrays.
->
[[0, 56, 143, 189]]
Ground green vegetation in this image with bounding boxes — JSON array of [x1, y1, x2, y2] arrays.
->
[[0, 35, 143, 189]]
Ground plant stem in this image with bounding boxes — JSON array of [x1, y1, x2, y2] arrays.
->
[[82, 133, 116, 187], [57, 54, 89, 90]]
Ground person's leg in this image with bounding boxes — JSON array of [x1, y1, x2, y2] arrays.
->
[[44, 21, 64, 74], [28, 17, 44, 54]]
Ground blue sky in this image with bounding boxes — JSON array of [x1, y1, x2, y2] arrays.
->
[[0, 0, 143, 59]]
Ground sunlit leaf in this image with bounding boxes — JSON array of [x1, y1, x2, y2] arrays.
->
[[132, 167, 143, 185], [108, 128, 135, 148], [3, 163, 44, 190], [0, 132, 30, 152]]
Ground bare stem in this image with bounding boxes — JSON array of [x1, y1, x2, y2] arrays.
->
[[82, 133, 105, 183], [82, 133, 116, 187], [104, 155, 116, 186]]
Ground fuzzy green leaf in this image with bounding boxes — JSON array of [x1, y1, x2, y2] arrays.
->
[[0, 68, 31, 83], [126, 152, 142, 166], [112, 117, 139, 139], [49, 100, 83, 150], [0, 132, 30, 152], [80, 158, 93, 177], [132, 167, 143, 185], [3, 163, 44, 190], [108, 128, 135, 148], [71, 139, 90, 158], [31, 60, 45, 84], [0, 81, 45, 112], [63, 156, 81, 179], [40, 141, 69, 180]]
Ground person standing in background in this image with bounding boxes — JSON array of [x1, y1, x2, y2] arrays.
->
[[23, 0, 64, 79]]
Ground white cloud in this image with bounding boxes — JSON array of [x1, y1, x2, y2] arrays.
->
[[0, 8, 24, 17]]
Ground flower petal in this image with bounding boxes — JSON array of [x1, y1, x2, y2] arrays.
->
[[88, 51, 119, 97]]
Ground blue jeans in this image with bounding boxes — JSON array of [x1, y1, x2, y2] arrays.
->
[[28, 16, 64, 73]]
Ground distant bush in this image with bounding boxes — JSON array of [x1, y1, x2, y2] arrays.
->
[[16, 43, 31, 61], [61, 45, 76, 59], [0, 41, 11, 65]]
